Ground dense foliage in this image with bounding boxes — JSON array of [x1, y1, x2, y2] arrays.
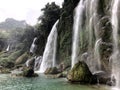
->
[[36, 2, 61, 39]]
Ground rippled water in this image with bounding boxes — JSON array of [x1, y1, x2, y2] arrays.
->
[[0, 74, 112, 90]]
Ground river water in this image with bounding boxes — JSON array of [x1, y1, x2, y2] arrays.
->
[[0, 74, 112, 90]]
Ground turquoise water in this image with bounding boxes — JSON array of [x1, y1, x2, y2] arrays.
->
[[0, 74, 111, 90]]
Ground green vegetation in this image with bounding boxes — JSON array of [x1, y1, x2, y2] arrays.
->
[[67, 61, 93, 83], [15, 52, 29, 65], [36, 2, 61, 39]]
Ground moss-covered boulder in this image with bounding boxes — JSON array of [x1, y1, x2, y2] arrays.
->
[[23, 67, 38, 77], [44, 67, 59, 75], [67, 61, 94, 83]]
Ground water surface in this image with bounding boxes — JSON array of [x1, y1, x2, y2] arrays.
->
[[0, 74, 111, 90]]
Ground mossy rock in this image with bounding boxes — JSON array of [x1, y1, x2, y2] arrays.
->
[[23, 67, 38, 77], [67, 61, 93, 84], [44, 67, 59, 75], [15, 52, 29, 65]]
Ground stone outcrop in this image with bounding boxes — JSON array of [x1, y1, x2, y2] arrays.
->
[[67, 61, 94, 84]]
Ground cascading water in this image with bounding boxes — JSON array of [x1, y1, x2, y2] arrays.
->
[[39, 20, 59, 73], [111, 0, 120, 88], [87, 0, 99, 50], [6, 45, 10, 52], [26, 59, 31, 67], [72, 0, 101, 73], [25, 57, 35, 68], [83, 0, 102, 73], [34, 56, 42, 71], [94, 38, 101, 71], [71, 0, 85, 68], [30, 37, 37, 54]]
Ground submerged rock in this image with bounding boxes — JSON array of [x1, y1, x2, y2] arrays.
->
[[46, 73, 63, 79], [44, 67, 59, 75], [67, 61, 93, 84]]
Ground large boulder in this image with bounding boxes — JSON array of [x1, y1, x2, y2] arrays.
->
[[23, 67, 38, 77], [93, 71, 116, 86], [67, 61, 94, 84]]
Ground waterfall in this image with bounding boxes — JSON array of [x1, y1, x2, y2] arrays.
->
[[25, 58, 32, 67], [88, 0, 99, 49], [34, 56, 42, 71], [30, 37, 37, 54], [71, 0, 85, 68], [111, 0, 120, 88], [71, 0, 101, 71], [6, 45, 10, 52], [25, 57, 35, 68], [94, 38, 101, 71], [39, 20, 59, 73], [81, 0, 102, 73]]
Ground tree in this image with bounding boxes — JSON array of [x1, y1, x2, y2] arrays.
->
[[36, 2, 61, 39]]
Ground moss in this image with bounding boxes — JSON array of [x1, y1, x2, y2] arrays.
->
[[67, 61, 93, 83], [56, 0, 80, 64], [15, 52, 29, 65], [22, 67, 38, 77], [0, 50, 23, 68], [8, 50, 23, 62]]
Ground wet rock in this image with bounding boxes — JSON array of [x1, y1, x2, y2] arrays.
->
[[106, 76, 116, 86], [61, 71, 68, 77], [26, 57, 35, 69], [46, 73, 63, 79], [34, 56, 42, 71], [58, 62, 71, 72], [0, 68, 11, 74], [67, 61, 93, 84], [23, 67, 38, 77], [11, 69, 23, 77], [44, 67, 59, 75], [0, 66, 3, 69], [93, 71, 116, 86]]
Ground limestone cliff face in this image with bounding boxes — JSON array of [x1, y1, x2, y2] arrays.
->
[[56, 0, 113, 72], [57, 0, 80, 64]]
